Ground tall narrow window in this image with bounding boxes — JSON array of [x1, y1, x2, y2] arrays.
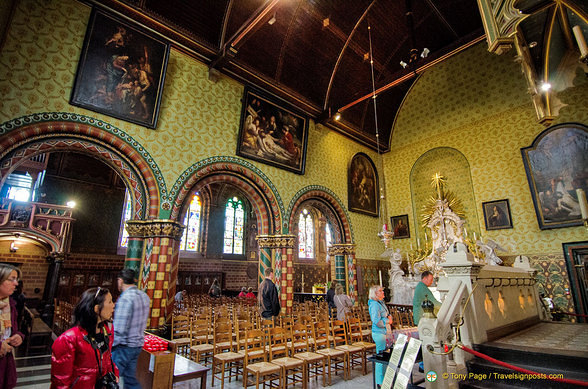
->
[[298, 209, 314, 258], [5, 173, 33, 201], [223, 196, 244, 254], [325, 222, 333, 250], [180, 194, 202, 251], [119, 192, 132, 248]]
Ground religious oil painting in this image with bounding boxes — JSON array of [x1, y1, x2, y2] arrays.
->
[[237, 87, 309, 175], [348, 153, 379, 216], [482, 199, 513, 230], [70, 9, 170, 129], [521, 123, 588, 229], [391, 214, 410, 239]]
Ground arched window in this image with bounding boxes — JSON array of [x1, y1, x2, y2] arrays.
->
[[119, 191, 132, 248], [325, 222, 333, 250], [223, 196, 244, 255], [180, 193, 202, 251], [298, 209, 314, 259]]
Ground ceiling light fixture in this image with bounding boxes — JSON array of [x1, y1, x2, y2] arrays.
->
[[66, 200, 76, 208], [268, 13, 276, 25], [334, 112, 341, 121], [540, 82, 551, 92]]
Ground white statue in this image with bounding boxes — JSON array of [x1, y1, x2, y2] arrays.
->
[[477, 238, 506, 265]]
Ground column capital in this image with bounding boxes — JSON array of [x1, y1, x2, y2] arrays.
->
[[46, 251, 66, 263], [328, 243, 356, 256], [125, 219, 185, 240], [256, 234, 296, 249]]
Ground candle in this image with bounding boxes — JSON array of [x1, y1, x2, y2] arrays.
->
[[473, 231, 477, 241], [464, 227, 468, 238], [410, 243, 413, 251], [425, 233, 428, 242], [301, 273, 304, 284], [577, 189, 588, 219], [326, 271, 329, 284], [417, 238, 421, 249], [573, 25, 588, 57], [379, 270, 383, 286]]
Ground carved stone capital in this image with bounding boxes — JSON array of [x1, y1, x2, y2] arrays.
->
[[125, 219, 185, 240], [46, 251, 66, 263], [256, 234, 296, 249], [441, 263, 483, 277], [328, 243, 356, 256]]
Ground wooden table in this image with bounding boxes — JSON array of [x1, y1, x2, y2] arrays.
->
[[173, 354, 209, 389]]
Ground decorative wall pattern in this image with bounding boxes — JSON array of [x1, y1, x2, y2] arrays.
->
[[529, 254, 574, 315], [0, 0, 385, 260], [385, 42, 588, 257]]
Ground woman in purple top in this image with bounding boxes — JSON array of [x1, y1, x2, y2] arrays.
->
[[0, 264, 25, 389]]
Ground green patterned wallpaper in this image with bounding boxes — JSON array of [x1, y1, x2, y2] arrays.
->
[[0, 0, 384, 260], [385, 42, 588, 257]]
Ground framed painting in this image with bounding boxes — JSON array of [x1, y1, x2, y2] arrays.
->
[[562, 241, 588, 323], [348, 153, 379, 216], [391, 214, 410, 239], [236, 87, 309, 174], [521, 123, 588, 229], [482, 199, 513, 230], [70, 8, 170, 129]]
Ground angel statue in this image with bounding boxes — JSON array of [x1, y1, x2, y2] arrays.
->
[[476, 238, 506, 265]]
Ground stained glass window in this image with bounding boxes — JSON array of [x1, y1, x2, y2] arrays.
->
[[119, 191, 132, 248], [325, 222, 333, 250], [180, 194, 202, 251], [298, 209, 314, 258], [223, 196, 244, 254]]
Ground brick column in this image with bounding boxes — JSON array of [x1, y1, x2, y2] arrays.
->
[[257, 235, 296, 314], [126, 219, 184, 331], [328, 243, 356, 300]]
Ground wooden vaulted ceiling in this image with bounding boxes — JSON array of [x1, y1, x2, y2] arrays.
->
[[96, 0, 485, 151]]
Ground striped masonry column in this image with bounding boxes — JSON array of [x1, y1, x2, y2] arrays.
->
[[128, 220, 184, 331], [284, 244, 294, 314], [274, 249, 282, 296], [347, 248, 357, 302], [124, 220, 146, 275], [329, 244, 355, 295], [256, 235, 274, 284], [275, 235, 295, 314]]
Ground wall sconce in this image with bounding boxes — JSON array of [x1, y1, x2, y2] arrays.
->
[[268, 13, 276, 25], [10, 241, 18, 253], [334, 112, 341, 121]]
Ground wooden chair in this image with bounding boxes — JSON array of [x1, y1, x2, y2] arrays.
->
[[212, 322, 244, 389], [347, 318, 376, 374], [171, 315, 192, 357], [313, 321, 347, 385], [189, 318, 214, 366], [243, 329, 281, 388], [291, 323, 326, 388], [268, 326, 304, 388]]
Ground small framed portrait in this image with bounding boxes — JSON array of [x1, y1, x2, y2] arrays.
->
[[58, 274, 70, 286], [391, 214, 410, 239], [236, 87, 309, 174], [185, 275, 192, 286], [70, 8, 170, 128], [482, 199, 513, 230]]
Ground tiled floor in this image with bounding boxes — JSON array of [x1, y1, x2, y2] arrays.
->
[[16, 355, 425, 388]]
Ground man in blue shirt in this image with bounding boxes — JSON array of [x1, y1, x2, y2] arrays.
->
[[112, 268, 150, 389]]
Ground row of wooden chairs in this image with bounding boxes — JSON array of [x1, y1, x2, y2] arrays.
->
[[174, 314, 376, 388]]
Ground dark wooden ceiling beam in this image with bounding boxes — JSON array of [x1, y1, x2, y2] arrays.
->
[[210, 0, 281, 70], [424, 0, 459, 39]]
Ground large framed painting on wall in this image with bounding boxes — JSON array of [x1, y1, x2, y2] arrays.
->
[[348, 153, 379, 217], [70, 8, 170, 129], [521, 123, 588, 229], [236, 87, 309, 174]]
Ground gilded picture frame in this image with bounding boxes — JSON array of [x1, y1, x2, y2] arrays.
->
[[348, 153, 379, 216]]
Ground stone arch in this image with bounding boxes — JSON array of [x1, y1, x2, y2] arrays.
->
[[0, 113, 166, 219], [287, 186, 354, 244], [169, 156, 285, 235]]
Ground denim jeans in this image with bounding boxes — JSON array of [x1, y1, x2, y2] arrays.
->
[[112, 345, 142, 389], [372, 332, 387, 385]]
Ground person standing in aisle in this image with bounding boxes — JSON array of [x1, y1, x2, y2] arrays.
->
[[112, 268, 150, 389]]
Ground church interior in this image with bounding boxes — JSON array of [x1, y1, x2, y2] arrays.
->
[[0, 0, 587, 388]]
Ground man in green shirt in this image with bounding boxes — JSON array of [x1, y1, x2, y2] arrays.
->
[[413, 271, 441, 325]]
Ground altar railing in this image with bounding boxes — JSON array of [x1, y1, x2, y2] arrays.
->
[[418, 245, 543, 388]]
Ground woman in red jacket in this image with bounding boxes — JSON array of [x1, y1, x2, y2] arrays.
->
[[51, 287, 118, 389]]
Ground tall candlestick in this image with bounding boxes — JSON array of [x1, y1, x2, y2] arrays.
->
[[473, 231, 477, 241], [379, 270, 383, 286], [577, 189, 588, 219], [573, 25, 588, 58], [410, 243, 413, 251], [464, 227, 468, 238], [417, 238, 421, 249]]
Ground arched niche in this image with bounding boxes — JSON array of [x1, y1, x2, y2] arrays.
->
[[409, 147, 480, 241]]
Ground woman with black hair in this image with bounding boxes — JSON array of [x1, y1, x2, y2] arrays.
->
[[51, 287, 118, 389]]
